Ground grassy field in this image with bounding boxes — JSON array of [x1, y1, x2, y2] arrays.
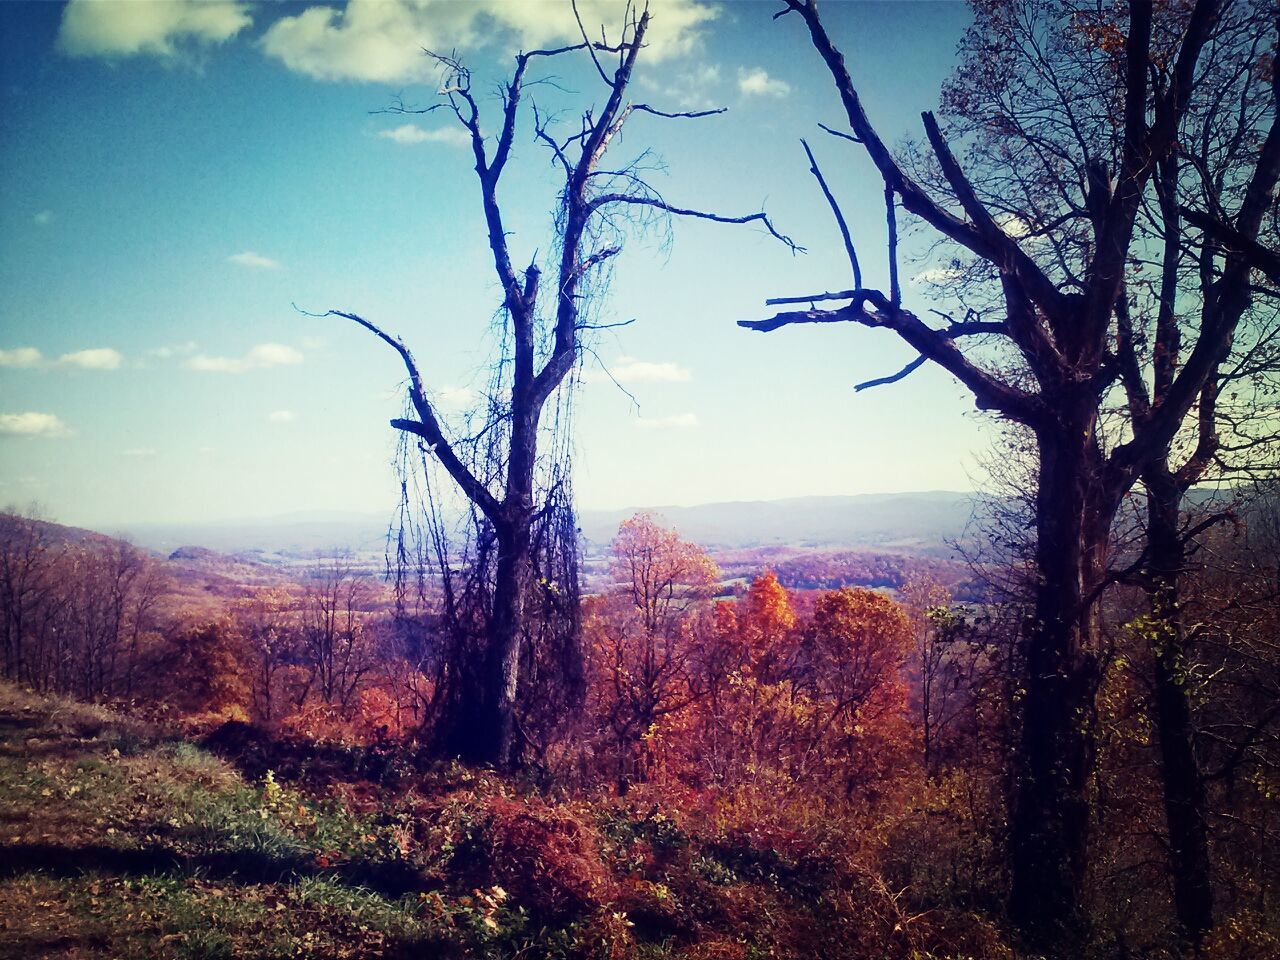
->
[[0, 684, 476, 959]]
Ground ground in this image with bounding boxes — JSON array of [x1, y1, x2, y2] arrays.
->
[[0, 685, 442, 960], [0, 683, 1006, 960]]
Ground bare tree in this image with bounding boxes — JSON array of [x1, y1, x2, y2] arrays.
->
[[235, 588, 298, 724], [298, 558, 375, 719], [0, 509, 54, 684], [740, 0, 1277, 949], [320, 6, 794, 770]]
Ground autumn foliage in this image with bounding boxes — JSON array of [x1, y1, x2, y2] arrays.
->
[[3, 504, 1279, 958], [584, 515, 916, 835]]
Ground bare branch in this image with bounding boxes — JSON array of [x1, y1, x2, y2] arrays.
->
[[767, 289, 860, 306], [589, 193, 802, 252], [298, 305, 501, 521], [818, 121, 860, 144], [739, 290, 1041, 420], [801, 138, 861, 287], [1182, 206, 1280, 283], [577, 317, 636, 332], [781, 0, 1069, 319], [572, 0, 613, 86], [885, 185, 900, 308], [631, 104, 728, 120], [854, 354, 926, 392]]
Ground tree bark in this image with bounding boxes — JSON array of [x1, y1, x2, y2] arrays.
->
[[1145, 465, 1215, 946], [1008, 404, 1107, 953], [483, 521, 530, 769]]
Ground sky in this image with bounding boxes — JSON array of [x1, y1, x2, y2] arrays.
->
[[0, 0, 994, 531]]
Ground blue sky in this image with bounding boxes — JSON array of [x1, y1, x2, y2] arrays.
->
[[0, 0, 991, 529]]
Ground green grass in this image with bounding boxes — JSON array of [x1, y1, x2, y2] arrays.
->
[[0, 684, 448, 960]]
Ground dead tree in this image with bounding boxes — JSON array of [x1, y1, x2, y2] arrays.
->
[[741, 0, 1277, 950], [320, 7, 794, 771]]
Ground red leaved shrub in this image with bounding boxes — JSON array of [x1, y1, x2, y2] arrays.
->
[[482, 794, 614, 922]]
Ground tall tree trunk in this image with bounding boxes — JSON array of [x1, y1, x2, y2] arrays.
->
[[484, 521, 530, 770], [1009, 412, 1106, 954], [1145, 466, 1215, 946]]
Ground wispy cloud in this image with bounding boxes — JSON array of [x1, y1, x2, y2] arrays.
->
[[268, 409, 296, 423], [228, 251, 281, 270], [33, 210, 53, 226], [378, 123, 470, 147], [186, 343, 303, 373], [996, 212, 1034, 240], [0, 412, 70, 438], [57, 0, 251, 60], [58, 348, 124, 370], [122, 447, 158, 458], [1, 347, 126, 370], [595, 356, 692, 384], [146, 341, 198, 360], [913, 266, 965, 286], [637, 62, 722, 111], [262, 0, 716, 84], [737, 67, 790, 97], [434, 385, 473, 409], [636, 413, 699, 430], [0, 348, 44, 369]]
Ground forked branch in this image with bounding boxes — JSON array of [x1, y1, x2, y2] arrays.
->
[[299, 306, 501, 521]]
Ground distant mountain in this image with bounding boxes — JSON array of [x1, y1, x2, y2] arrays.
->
[[120, 513, 391, 558], [118, 491, 982, 558], [579, 492, 982, 553]]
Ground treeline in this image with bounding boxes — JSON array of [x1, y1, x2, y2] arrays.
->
[[0, 513, 410, 737], [0, 515, 164, 702], [750, 549, 985, 601]]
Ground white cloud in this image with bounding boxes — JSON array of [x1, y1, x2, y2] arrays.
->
[[737, 67, 790, 98], [122, 447, 158, 457], [268, 409, 296, 423], [636, 412, 699, 429], [228, 251, 281, 270], [378, 123, 470, 147], [58, 0, 252, 60], [0, 348, 44, 368], [58, 348, 124, 370], [262, 0, 716, 84], [913, 266, 965, 286], [0, 412, 70, 438], [435, 385, 473, 409], [146, 341, 198, 359], [996, 212, 1041, 241], [186, 343, 304, 373], [637, 62, 722, 111], [33, 211, 53, 226], [594, 356, 692, 384]]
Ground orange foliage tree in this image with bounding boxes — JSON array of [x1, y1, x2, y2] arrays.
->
[[688, 571, 798, 789], [684, 574, 915, 825], [166, 618, 252, 723], [796, 588, 914, 803], [585, 513, 718, 791]]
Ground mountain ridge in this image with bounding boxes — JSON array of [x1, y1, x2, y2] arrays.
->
[[110, 490, 982, 557]]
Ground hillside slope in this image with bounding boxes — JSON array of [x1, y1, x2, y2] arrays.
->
[[0, 684, 1006, 960]]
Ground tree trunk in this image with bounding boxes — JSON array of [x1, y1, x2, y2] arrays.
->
[[484, 521, 529, 770], [1009, 412, 1106, 954], [1145, 466, 1215, 946]]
